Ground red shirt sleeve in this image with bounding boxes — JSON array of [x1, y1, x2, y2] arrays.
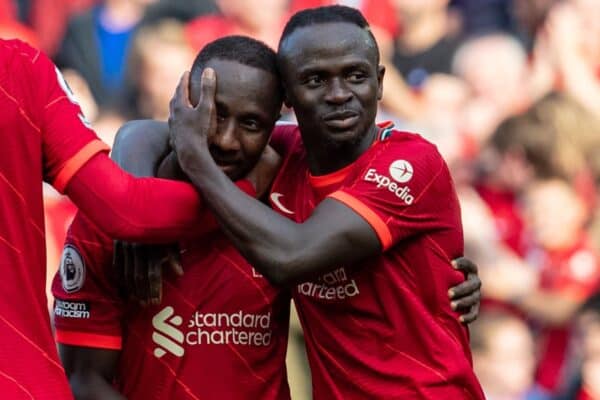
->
[[23, 43, 109, 191], [65, 153, 257, 243], [52, 212, 124, 350], [328, 133, 463, 251]]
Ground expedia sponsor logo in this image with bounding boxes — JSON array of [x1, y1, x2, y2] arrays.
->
[[364, 161, 415, 205], [389, 159, 414, 183], [54, 299, 90, 319], [151, 306, 274, 359], [297, 267, 360, 300]]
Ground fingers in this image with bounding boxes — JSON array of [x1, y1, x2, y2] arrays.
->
[[198, 68, 216, 108], [451, 257, 478, 274], [448, 273, 482, 299], [146, 255, 162, 306], [451, 291, 481, 311], [459, 302, 480, 325], [166, 246, 183, 277], [196, 68, 217, 131]]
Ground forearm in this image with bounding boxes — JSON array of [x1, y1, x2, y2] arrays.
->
[[69, 372, 126, 400], [516, 291, 580, 326], [182, 153, 302, 284], [66, 153, 253, 243]]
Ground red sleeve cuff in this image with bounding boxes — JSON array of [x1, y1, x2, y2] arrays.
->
[[328, 191, 393, 250], [53, 139, 110, 193], [55, 329, 122, 350]]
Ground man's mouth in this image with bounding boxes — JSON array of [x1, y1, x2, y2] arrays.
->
[[322, 110, 359, 130]]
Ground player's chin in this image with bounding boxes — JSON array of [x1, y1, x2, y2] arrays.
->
[[322, 126, 364, 148], [222, 164, 250, 182]]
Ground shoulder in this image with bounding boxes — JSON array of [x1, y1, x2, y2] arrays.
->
[[374, 130, 445, 166], [112, 119, 169, 164], [113, 119, 168, 150], [116, 119, 168, 137], [0, 39, 42, 74]]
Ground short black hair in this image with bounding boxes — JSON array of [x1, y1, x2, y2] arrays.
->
[[190, 35, 283, 96], [278, 5, 379, 63]]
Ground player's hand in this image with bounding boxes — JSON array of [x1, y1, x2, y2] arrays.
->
[[448, 257, 481, 324], [246, 145, 282, 198], [113, 241, 182, 306], [169, 69, 217, 172]]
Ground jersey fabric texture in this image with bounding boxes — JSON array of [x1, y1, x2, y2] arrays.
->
[[0, 39, 107, 400], [269, 123, 484, 399], [53, 211, 292, 400]]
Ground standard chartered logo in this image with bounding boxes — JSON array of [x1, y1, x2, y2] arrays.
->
[[297, 267, 360, 300], [151, 306, 274, 359], [152, 306, 185, 358]]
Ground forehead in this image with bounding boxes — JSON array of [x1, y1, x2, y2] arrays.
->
[[191, 58, 280, 114], [280, 22, 378, 70]]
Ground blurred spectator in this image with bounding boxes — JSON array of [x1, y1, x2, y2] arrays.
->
[[141, 0, 217, 26], [376, 0, 462, 121], [525, 94, 600, 213], [473, 114, 555, 258], [573, 294, 600, 399], [392, 73, 470, 168], [124, 19, 193, 119], [289, 0, 398, 40], [453, 32, 530, 147], [511, 0, 556, 49], [0, 0, 97, 55], [0, 17, 38, 46], [471, 310, 545, 400], [389, 0, 460, 88], [55, 0, 157, 109], [185, 0, 289, 51], [30, 0, 98, 56], [450, 0, 515, 36], [528, 1, 600, 116], [482, 178, 600, 395]]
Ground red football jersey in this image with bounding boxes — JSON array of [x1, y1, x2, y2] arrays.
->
[[269, 123, 484, 399], [0, 39, 107, 399], [531, 236, 600, 392], [52, 212, 292, 400]]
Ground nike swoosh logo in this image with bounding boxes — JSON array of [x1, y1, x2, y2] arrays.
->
[[270, 192, 294, 214]]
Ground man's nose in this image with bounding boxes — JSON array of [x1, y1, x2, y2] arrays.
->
[[324, 78, 352, 104], [213, 121, 241, 152]]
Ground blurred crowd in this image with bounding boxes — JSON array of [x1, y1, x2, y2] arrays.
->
[[3, 0, 600, 399]]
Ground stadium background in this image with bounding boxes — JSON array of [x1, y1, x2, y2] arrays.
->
[[2, 0, 600, 398]]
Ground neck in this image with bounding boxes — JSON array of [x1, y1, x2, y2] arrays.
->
[[397, 10, 448, 53], [304, 124, 378, 175]]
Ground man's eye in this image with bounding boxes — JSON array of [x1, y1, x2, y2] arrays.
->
[[243, 120, 259, 131], [305, 76, 323, 87], [216, 114, 226, 122], [347, 72, 366, 83]]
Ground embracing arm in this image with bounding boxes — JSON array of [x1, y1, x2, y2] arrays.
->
[[169, 71, 380, 286], [59, 345, 124, 400], [171, 70, 482, 323]]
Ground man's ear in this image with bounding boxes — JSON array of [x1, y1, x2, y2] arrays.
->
[[377, 65, 385, 101]]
